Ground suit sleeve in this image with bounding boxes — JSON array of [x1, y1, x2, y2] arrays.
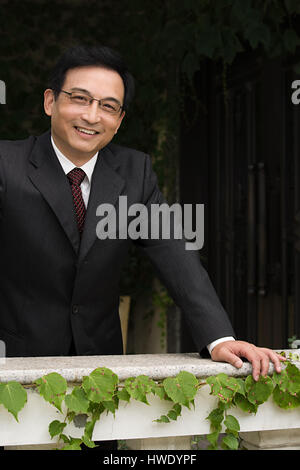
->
[[134, 154, 236, 354]]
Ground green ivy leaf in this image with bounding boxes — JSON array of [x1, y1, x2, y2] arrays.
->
[[206, 373, 240, 403], [0, 381, 27, 421], [124, 375, 155, 405], [117, 388, 131, 402], [151, 383, 167, 400], [163, 371, 198, 408], [167, 409, 177, 420], [273, 368, 289, 389], [84, 419, 95, 440], [173, 403, 182, 415], [221, 433, 239, 450], [82, 419, 97, 449], [272, 385, 300, 409], [103, 396, 119, 415], [235, 378, 246, 396], [64, 387, 90, 414], [162, 377, 189, 406], [154, 402, 182, 424], [167, 403, 182, 421], [272, 363, 300, 409], [82, 433, 97, 448], [82, 368, 118, 403], [177, 371, 198, 400], [81, 409, 103, 449], [287, 362, 300, 383], [234, 393, 258, 414], [61, 437, 82, 450], [49, 420, 67, 439], [35, 372, 67, 411], [87, 401, 105, 419], [284, 363, 300, 393], [206, 406, 224, 431], [245, 375, 274, 405], [224, 414, 240, 433], [206, 430, 220, 449], [154, 414, 170, 423]]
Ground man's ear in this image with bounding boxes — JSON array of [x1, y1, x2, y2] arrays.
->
[[44, 89, 55, 116]]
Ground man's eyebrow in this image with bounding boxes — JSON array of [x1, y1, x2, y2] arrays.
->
[[69, 88, 122, 104], [69, 87, 92, 95]]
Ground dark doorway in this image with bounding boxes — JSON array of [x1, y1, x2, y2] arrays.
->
[[179, 53, 300, 351]]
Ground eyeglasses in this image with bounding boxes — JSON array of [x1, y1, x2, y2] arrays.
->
[[59, 90, 123, 115]]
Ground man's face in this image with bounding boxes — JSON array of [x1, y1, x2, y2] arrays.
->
[[44, 66, 125, 163]]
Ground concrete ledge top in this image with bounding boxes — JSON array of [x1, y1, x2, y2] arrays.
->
[[0, 350, 297, 384]]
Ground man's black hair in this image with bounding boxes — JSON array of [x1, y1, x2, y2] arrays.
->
[[48, 45, 135, 111]]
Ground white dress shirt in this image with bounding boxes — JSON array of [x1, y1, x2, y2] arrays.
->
[[51, 136, 235, 354]]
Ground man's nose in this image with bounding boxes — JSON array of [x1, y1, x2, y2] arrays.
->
[[81, 101, 101, 123]]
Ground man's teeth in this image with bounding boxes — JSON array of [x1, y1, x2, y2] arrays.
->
[[76, 127, 97, 135]]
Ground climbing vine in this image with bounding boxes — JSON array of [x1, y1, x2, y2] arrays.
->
[[0, 351, 299, 450]]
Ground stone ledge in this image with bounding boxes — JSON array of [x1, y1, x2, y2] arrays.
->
[[0, 349, 297, 384], [0, 350, 299, 448]]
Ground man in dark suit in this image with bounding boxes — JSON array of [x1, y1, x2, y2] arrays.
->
[[0, 45, 283, 383]]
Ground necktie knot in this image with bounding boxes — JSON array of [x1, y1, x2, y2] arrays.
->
[[67, 167, 86, 187]]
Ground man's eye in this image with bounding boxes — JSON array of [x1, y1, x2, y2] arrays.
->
[[100, 100, 119, 112], [72, 95, 89, 103], [103, 103, 115, 110]]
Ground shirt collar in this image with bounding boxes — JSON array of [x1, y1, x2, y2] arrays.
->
[[51, 136, 98, 184]]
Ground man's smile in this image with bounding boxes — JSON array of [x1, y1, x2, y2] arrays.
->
[[74, 126, 100, 136]]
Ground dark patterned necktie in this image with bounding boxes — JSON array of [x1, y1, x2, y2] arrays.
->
[[67, 167, 86, 235]]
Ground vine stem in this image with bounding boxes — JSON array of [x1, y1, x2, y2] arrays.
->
[[197, 381, 208, 388]]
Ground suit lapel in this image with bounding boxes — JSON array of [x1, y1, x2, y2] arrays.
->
[[27, 132, 125, 259], [78, 145, 125, 263], [27, 131, 81, 253]]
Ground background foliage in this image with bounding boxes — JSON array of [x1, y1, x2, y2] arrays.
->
[[1, 0, 300, 315]]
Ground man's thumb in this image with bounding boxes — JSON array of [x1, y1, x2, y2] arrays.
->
[[230, 356, 243, 368]]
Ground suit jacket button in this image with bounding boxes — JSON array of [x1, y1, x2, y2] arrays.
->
[[72, 305, 79, 314]]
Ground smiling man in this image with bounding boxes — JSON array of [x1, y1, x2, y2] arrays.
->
[[0, 45, 284, 420], [44, 66, 125, 166]]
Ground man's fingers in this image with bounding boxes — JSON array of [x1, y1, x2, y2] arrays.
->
[[252, 350, 284, 380], [210, 341, 286, 381], [242, 350, 262, 381], [223, 352, 243, 369], [211, 344, 243, 368], [236, 346, 281, 380], [260, 353, 270, 377], [260, 348, 285, 374]]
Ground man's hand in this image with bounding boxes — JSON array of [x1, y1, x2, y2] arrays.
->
[[210, 340, 286, 381]]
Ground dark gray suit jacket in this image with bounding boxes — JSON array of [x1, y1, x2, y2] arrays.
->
[[0, 130, 235, 357]]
